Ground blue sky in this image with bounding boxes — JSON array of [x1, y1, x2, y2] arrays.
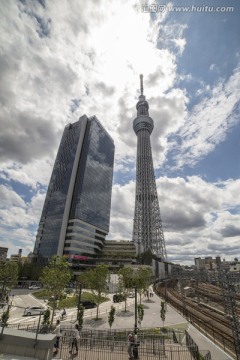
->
[[0, 0, 239, 264]]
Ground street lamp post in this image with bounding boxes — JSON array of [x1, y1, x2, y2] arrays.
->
[[134, 286, 138, 334], [34, 313, 42, 348], [77, 283, 82, 323]]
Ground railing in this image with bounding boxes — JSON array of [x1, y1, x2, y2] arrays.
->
[[2, 324, 212, 359], [186, 331, 212, 360], [57, 336, 196, 360], [5, 324, 184, 344]]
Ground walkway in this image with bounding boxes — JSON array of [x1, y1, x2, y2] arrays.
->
[[73, 293, 235, 360]]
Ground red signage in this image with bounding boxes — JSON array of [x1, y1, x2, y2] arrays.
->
[[64, 254, 88, 261], [73, 255, 88, 260]]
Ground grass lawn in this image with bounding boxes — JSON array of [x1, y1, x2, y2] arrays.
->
[[33, 290, 109, 309]]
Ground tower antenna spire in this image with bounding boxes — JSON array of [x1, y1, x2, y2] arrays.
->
[[140, 74, 143, 96], [133, 74, 167, 260]]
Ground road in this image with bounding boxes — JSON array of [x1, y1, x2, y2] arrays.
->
[[1, 289, 136, 327]]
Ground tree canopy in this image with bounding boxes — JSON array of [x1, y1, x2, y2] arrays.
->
[[40, 256, 72, 325], [0, 261, 18, 300], [118, 267, 134, 311], [78, 264, 109, 319], [118, 266, 153, 305]]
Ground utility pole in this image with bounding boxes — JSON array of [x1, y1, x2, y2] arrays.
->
[[134, 286, 138, 334], [219, 267, 240, 360], [77, 283, 82, 322]]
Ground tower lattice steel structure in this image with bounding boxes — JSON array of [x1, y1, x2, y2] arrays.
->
[[132, 75, 167, 260]]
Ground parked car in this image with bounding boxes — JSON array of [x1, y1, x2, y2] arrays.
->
[[113, 294, 126, 303], [29, 285, 41, 290], [64, 288, 75, 294], [80, 301, 97, 309], [24, 306, 45, 316], [128, 292, 135, 298]]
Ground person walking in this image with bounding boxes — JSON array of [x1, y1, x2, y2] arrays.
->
[[53, 319, 61, 355], [69, 324, 80, 355], [133, 331, 140, 359], [61, 308, 66, 320], [127, 333, 135, 359]]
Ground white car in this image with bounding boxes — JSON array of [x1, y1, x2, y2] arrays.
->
[[24, 306, 45, 316], [29, 285, 41, 290], [128, 292, 135, 298]]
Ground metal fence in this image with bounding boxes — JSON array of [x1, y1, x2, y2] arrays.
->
[[5, 324, 184, 344], [3, 323, 212, 360], [56, 337, 195, 360], [186, 331, 212, 360]]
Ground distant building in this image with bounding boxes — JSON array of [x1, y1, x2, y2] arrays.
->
[[59, 239, 137, 272], [194, 256, 220, 270], [98, 240, 137, 267], [229, 262, 240, 272], [194, 257, 205, 270], [33, 115, 115, 266], [216, 256, 221, 267], [0, 247, 8, 262], [9, 249, 22, 262], [27, 252, 36, 263], [152, 258, 174, 279]]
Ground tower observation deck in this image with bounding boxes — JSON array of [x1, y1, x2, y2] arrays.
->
[[132, 75, 167, 260]]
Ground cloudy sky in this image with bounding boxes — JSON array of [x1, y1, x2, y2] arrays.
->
[[0, 0, 239, 265]]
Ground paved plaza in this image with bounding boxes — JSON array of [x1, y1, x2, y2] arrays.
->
[[78, 293, 234, 360]]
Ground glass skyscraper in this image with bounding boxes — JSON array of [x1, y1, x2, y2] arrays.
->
[[33, 115, 115, 266]]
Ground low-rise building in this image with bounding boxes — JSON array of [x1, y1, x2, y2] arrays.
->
[[0, 247, 8, 262], [9, 249, 22, 262]]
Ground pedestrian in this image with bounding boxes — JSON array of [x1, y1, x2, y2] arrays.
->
[[127, 332, 135, 359], [53, 319, 61, 355], [133, 330, 140, 359], [61, 308, 66, 319], [69, 324, 80, 355]]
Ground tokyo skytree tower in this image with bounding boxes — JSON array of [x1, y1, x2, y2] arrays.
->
[[132, 75, 167, 260]]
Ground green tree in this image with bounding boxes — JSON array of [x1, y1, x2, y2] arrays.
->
[[40, 256, 72, 326], [137, 304, 144, 327], [160, 301, 166, 328], [18, 262, 42, 281], [0, 262, 18, 301], [82, 264, 109, 320], [118, 267, 135, 312], [136, 267, 153, 304], [1, 306, 10, 327], [77, 304, 84, 329], [108, 305, 116, 330], [41, 308, 51, 333], [42, 308, 51, 325]]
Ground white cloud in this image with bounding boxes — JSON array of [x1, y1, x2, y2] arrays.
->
[[173, 66, 240, 168], [0, 159, 53, 189], [0, 185, 45, 256], [0, 185, 26, 209]]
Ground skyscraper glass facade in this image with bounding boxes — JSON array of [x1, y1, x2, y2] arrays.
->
[[33, 115, 114, 265]]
